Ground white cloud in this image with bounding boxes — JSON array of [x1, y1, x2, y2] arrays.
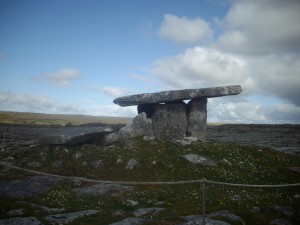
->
[[158, 14, 213, 44], [46, 69, 81, 87], [88, 85, 131, 98], [208, 97, 300, 124], [148, 0, 300, 123], [0, 90, 53, 111], [217, 0, 300, 54], [150, 47, 255, 94]]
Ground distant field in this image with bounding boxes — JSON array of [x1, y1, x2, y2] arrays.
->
[[0, 111, 131, 126]]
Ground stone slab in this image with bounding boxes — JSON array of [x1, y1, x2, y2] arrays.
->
[[113, 85, 242, 106]]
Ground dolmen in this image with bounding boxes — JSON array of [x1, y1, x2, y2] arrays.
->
[[114, 85, 242, 141]]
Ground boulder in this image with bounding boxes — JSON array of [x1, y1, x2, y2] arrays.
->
[[45, 210, 99, 225], [0, 217, 44, 225], [72, 183, 134, 196], [151, 103, 187, 140], [37, 127, 113, 145], [186, 98, 207, 140], [125, 159, 140, 170], [114, 85, 242, 106], [118, 113, 153, 139], [183, 154, 216, 165]]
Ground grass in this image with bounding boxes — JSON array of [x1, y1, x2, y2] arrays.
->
[[0, 111, 131, 125], [0, 137, 299, 224]]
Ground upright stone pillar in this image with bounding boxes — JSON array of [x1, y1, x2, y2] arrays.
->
[[186, 98, 207, 140], [151, 103, 187, 140]]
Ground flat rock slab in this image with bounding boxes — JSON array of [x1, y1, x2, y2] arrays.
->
[[0, 217, 44, 225], [0, 176, 61, 198], [109, 217, 153, 225], [183, 154, 216, 165], [37, 127, 113, 145], [72, 183, 134, 196], [114, 85, 242, 106], [182, 215, 231, 225], [45, 210, 99, 225]]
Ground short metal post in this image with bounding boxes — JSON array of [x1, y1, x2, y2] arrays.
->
[[202, 178, 206, 225]]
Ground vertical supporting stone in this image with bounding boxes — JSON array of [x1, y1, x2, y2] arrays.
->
[[151, 103, 187, 140], [186, 98, 207, 140]]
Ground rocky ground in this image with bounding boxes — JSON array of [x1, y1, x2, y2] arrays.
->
[[0, 123, 299, 225]]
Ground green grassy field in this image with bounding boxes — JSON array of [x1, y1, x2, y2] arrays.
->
[[1, 137, 299, 224], [0, 111, 131, 125]]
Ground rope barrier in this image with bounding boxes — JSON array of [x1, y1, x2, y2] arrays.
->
[[1, 161, 300, 187]]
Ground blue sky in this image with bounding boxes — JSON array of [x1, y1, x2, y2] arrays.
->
[[1, 0, 300, 123]]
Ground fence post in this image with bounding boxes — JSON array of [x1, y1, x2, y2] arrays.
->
[[202, 178, 206, 225]]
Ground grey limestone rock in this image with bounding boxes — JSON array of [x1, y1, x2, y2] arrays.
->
[[208, 210, 245, 224], [183, 154, 216, 165], [72, 183, 134, 196], [182, 215, 231, 225], [109, 217, 152, 225], [90, 160, 104, 170], [37, 127, 113, 145], [152, 103, 187, 140], [114, 85, 242, 106], [186, 98, 207, 140], [125, 159, 140, 170], [0, 217, 44, 225], [133, 207, 165, 218], [0, 176, 61, 198], [45, 210, 99, 225], [118, 113, 153, 139], [270, 218, 291, 225]]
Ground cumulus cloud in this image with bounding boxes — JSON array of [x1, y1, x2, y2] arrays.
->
[[0, 90, 53, 111], [147, 0, 300, 123], [158, 14, 213, 44], [217, 0, 300, 54], [150, 47, 255, 94], [88, 85, 131, 98], [46, 69, 81, 87]]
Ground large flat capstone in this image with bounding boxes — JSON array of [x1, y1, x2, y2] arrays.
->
[[113, 85, 242, 106]]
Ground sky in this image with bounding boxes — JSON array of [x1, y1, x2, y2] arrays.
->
[[1, 0, 300, 124]]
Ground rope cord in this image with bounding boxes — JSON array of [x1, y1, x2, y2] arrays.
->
[[1, 161, 300, 187]]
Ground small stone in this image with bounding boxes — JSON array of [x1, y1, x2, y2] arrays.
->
[[72, 151, 83, 160], [7, 208, 24, 216], [0, 217, 44, 225], [231, 194, 241, 201], [51, 160, 63, 168], [293, 194, 300, 199], [116, 159, 123, 164], [208, 210, 245, 224], [113, 210, 126, 217], [175, 137, 199, 146], [270, 218, 292, 225], [221, 158, 232, 166], [109, 217, 151, 225], [183, 154, 216, 165], [45, 210, 99, 225], [90, 160, 104, 170], [125, 159, 139, 170], [27, 162, 42, 168], [127, 199, 138, 206], [133, 207, 165, 218]]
